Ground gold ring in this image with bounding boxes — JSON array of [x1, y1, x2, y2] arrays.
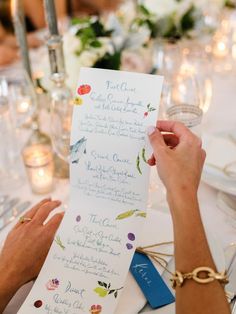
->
[[19, 216, 32, 224]]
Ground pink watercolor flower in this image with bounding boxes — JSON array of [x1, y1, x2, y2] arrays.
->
[[46, 278, 60, 291], [90, 304, 102, 314]]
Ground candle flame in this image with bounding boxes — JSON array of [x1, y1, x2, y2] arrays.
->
[[19, 101, 29, 112], [217, 41, 226, 52], [38, 169, 45, 177]]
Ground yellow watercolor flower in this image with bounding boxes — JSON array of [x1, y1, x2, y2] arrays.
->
[[73, 97, 83, 106]]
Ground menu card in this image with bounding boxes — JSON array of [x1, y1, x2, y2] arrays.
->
[[18, 68, 163, 314]]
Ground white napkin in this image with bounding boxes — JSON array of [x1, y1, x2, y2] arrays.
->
[[205, 134, 236, 175], [115, 210, 173, 314]]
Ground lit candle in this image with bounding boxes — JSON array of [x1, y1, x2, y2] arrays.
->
[[43, 0, 59, 36], [212, 35, 229, 58], [11, 0, 32, 80], [23, 144, 54, 194], [16, 97, 30, 114]]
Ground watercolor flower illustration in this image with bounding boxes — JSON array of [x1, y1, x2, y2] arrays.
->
[[46, 278, 60, 291], [34, 300, 43, 308], [116, 209, 146, 220], [94, 281, 123, 299], [90, 304, 102, 314], [77, 84, 91, 95], [126, 232, 136, 250], [143, 103, 156, 118], [54, 235, 65, 250], [126, 243, 133, 250], [70, 137, 87, 164], [76, 215, 81, 222], [73, 96, 83, 106]]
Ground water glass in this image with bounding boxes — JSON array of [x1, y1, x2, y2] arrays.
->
[[6, 70, 37, 128], [162, 73, 203, 135], [0, 98, 25, 191]]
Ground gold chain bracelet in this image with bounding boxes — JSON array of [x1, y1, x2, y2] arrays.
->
[[170, 267, 229, 289]]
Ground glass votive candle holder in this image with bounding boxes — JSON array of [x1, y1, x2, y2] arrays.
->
[[23, 144, 54, 194]]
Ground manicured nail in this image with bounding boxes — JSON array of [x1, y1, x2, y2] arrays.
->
[[146, 126, 156, 136]]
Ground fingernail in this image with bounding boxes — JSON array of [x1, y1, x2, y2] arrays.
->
[[146, 126, 156, 136]]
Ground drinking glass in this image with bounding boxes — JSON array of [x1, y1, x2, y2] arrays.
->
[[0, 95, 25, 191], [7, 70, 37, 128], [181, 42, 213, 113], [162, 72, 203, 135], [153, 39, 182, 78], [50, 74, 73, 163]]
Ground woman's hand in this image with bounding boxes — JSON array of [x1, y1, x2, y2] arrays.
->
[[148, 122, 230, 314], [147, 121, 206, 200], [0, 198, 64, 312]]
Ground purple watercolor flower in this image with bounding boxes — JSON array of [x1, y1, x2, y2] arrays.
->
[[76, 215, 81, 222], [128, 233, 135, 241], [126, 243, 133, 250]]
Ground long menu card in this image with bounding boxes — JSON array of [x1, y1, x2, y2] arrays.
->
[[18, 68, 163, 314]]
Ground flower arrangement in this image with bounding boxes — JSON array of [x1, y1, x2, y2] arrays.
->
[[45, 15, 152, 90], [134, 0, 225, 40], [36, 0, 226, 91]]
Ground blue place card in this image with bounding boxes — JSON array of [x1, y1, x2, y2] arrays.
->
[[130, 252, 175, 308]]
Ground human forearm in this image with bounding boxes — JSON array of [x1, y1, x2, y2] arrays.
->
[[168, 191, 230, 314], [0, 199, 63, 313], [147, 121, 230, 314], [0, 261, 22, 313]]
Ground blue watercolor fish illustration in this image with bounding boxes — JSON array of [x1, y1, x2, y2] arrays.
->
[[70, 137, 87, 164]]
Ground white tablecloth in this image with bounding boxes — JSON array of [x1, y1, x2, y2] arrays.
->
[[0, 70, 236, 313]]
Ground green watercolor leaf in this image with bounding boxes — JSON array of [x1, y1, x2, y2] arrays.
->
[[136, 211, 147, 218], [141, 148, 148, 163], [108, 289, 115, 295], [55, 236, 65, 250], [114, 290, 118, 298], [116, 210, 137, 220], [94, 287, 108, 297], [136, 154, 142, 175]]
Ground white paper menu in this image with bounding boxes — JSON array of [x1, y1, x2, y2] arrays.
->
[[18, 68, 163, 314]]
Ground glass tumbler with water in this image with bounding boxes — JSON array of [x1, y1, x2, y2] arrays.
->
[[163, 73, 203, 136], [0, 97, 24, 191]]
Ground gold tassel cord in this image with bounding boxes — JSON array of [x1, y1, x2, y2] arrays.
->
[[136, 241, 174, 276]]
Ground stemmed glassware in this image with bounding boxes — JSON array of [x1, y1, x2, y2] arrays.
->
[[50, 73, 73, 163], [6, 70, 37, 129]]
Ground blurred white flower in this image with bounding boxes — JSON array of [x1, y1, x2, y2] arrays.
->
[[139, 0, 178, 18]]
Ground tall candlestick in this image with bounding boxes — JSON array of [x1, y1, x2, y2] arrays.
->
[[44, 0, 59, 36], [11, 0, 32, 80]]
